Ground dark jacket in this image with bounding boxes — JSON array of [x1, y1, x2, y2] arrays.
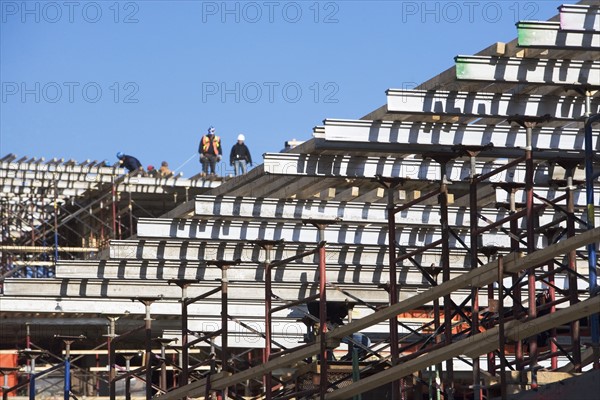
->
[[121, 155, 142, 172], [230, 143, 252, 165]]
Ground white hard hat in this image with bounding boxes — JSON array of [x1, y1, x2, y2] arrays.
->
[[237, 134, 245, 141]]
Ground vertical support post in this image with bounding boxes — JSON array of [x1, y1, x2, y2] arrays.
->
[[381, 179, 402, 400], [584, 111, 600, 369], [351, 348, 361, 400], [106, 316, 119, 400], [154, 338, 174, 394], [53, 180, 59, 263], [26, 324, 31, 379], [525, 123, 539, 386], [111, 179, 117, 240], [181, 286, 189, 387], [221, 264, 230, 399], [510, 116, 550, 378], [498, 256, 507, 400], [20, 350, 44, 400], [124, 354, 134, 400], [438, 160, 454, 398], [55, 337, 81, 400], [143, 301, 154, 400], [303, 220, 334, 400], [28, 372, 35, 400], [566, 177, 582, 371], [509, 187, 524, 370], [544, 230, 558, 370], [258, 242, 276, 400], [318, 226, 328, 400], [171, 281, 197, 388], [160, 344, 167, 394], [468, 151, 481, 400], [128, 191, 134, 237]]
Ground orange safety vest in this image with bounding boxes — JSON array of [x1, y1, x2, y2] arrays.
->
[[201, 135, 220, 155]]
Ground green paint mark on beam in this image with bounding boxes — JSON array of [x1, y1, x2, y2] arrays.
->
[[517, 26, 537, 47], [455, 57, 467, 80]]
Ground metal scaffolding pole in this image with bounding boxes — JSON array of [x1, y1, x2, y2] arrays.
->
[[498, 256, 507, 400], [383, 178, 403, 400], [510, 116, 550, 382], [542, 229, 559, 370], [105, 315, 120, 400], [464, 146, 488, 400], [526, 122, 539, 386], [123, 353, 135, 400], [256, 239, 283, 400], [54, 335, 85, 400], [138, 298, 158, 400], [435, 158, 454, 398], [584, 111, 600, 369], [170, 279, 199, 388], [111, 178, 117, 240], [155, 337, 176, 393], [306, 220, 335, 400], [508, 184, 525, 369], [206, 259, 241, 399]]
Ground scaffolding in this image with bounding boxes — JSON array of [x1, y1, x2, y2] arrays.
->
[[1, 2, 599, 400]]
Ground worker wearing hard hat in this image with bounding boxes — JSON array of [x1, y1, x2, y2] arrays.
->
[[229, 134, 253, 176], [198, 126, 222, 177], [116, 152, 143, 175]]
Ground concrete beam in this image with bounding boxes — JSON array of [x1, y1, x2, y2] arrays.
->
[[0, 278, 395, 303], [193, 195, 596, 231], [385, 89, 599, 121], [262, 153, 551, 185], [1, 161, 122, 175], [135, 217, 549, 248], [455, 56, 600, 87], [53, 260, 588, 291], [559, 4, 600, 32], [517, 21, 600, 50]]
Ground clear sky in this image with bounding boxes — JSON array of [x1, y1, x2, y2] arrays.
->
[[1, 0, 567, 177]]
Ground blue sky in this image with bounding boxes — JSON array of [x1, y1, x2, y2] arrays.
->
[[1, 0, 567, 177]]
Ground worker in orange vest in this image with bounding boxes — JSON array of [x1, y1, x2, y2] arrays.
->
[[198, 126, 222, 176]]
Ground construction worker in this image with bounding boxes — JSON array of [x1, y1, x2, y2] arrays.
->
[[116, 152, 143, 175], [158, 161, 173, 178], [198, 126, 222, 176], [147, 165, 158, 177], [229, 133, 253, 176]]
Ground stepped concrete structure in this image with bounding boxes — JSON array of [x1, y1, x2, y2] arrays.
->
[[1, 2, 599, 399]]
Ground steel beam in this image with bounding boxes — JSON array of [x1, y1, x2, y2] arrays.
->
[[385, 89, 599, 121], [517, 21, 600, 50], [455, 56, 600, 87]]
